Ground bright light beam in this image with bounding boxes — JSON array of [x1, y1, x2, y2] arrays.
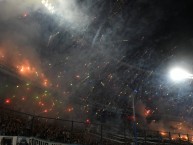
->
[[169, 67, 193, 82]]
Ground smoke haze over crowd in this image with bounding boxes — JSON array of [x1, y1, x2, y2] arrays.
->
[[1, 0, 193, 134]]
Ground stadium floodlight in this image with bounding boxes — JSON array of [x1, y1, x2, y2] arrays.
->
[[169, 67, 193, 82]]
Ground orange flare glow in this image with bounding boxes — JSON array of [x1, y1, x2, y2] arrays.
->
[[180, 135, 188, 141], [0, 51, 5, 59], [160, 132, 167, 136], [145, 109, 151, 117], [16, 60, 50, 87], [43, 79, 49, 87]]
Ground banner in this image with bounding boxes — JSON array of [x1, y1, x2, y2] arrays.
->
[[17, 136, 79, 145], [0, 136, 79, 145]]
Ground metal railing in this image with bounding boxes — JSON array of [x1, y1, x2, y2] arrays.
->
[[0, 107, 192, 145]]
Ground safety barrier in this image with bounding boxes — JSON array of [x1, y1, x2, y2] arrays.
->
[[0, 107, 193, 145]]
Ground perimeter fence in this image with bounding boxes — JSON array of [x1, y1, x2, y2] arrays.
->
[[0, 107, 192, 145]]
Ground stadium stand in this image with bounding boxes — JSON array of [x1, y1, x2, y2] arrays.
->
[[0, 107, 192, 145]]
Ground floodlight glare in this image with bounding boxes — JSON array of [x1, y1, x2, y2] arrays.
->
[[169, 67, 193, 81]]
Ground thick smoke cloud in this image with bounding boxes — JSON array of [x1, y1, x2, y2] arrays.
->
[[0, 0, 41, 20], [1, 0, 193, 135]]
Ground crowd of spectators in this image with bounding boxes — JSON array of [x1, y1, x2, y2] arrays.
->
[[0, 108, 191, 145], [0, 111, 31, 136], [0, 109, 126, 145]]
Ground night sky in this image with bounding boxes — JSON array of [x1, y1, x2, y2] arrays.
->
[[1, 0, 193, 133]]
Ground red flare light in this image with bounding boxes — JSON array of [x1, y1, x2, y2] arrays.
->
[[23, 12, 28, 17], [145, 109, 151, 117], [5, 99, 11, 104], [86, 119, 91, 124], [128, 115, 135, 121]]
